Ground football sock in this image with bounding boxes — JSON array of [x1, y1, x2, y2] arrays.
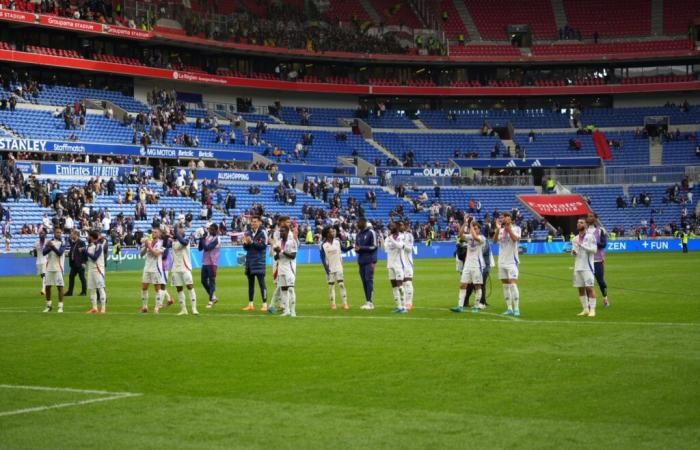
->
[[288, 287, 296, 314], [404, 281, 414, 305], [141, 290, 148, 307], [588, 296, 597, 311], [579, 296, 589, 311], [459, 288, 467, 307], [281, 290, 289, 312], [392, 287, 403, 308], [503, 285, 512, 310], [338, 282, 348, 304], [474, 289, 482, 305], [177, 290, 186, 307], [90, 290, 97, 309], [510, 284, 520, 310], [188, 288, 197, 308], [328, 284, 336, 304], [98, 288, 106, 306]]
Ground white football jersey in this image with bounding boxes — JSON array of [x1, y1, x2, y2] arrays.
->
[[86, 242, 105, 274], [171, 238, 192, 273], [44, 238, 65, 272], [143, 239, 164, 274], [322, 239, 344, 273], [496, 225, 521, 267], [402, 231, 414, 268], [463, 233, 486, 270], [34, 239, 47, 266], [572, 232, 596, 271], [278, 238, 298, 277], [384, 233, 405, 270]]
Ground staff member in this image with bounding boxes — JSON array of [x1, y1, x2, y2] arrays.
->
[[355, 218, 378, 310], [242, 216, 268, 311], [65, 229, 87, 296]]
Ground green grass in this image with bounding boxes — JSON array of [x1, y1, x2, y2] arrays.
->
[[0, 252, 699, 449]]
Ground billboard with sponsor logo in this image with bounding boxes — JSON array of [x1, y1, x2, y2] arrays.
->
[[382, 167, 461, 177], [39, 162, 153, 178], [0, 138, 254, 161], [194, 169, 271, 182], [0, 239, 696, 276]]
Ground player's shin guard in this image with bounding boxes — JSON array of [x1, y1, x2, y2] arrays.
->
[[510, 284, 520, 310], [459, 288, 467, 307], [98, 288, 106, 306], [141, 290, 149, 307], [328, 284, 336, 304], [474, 289, 482, 306], [404, 281, 414, 306], [503, 285, 512, 310], [338, 282, 348, 304], [90, 290, 97, 309]]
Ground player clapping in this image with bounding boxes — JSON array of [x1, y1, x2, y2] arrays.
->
[[42, 226, 66, 313], [85, 230, 107, 314], [572, 218, 598, 317], [493, 212, 522, 317], [274, 225, 298, 317], [384, 222, 407, 314], [140, 228, 166, 314], [401, 220, 415, 310], [320, 225, 352, 310], [171, 225, 198, 315], [454, 219, 486, 313]]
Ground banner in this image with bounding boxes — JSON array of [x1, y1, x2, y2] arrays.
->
[[1, 239, 697, 276], [519, 195, 591, 216], [39, 15, 102, 32], [305, 175, 380, 186], [39, 162, 153, 178], [0, 9, 35, 24], [277, 163, 356, 175], [104, 25, 153, 39], [453, 157, 601, 169], [15, 161, 35, 175], [195, 168, 271, 182], [0, 138, 254, 161], [382, 167, 460, 177]]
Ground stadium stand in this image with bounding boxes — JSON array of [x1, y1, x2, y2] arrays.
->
[[663, 0, 700, 35], [464, 0, 558, 39], [562, 0, 652, 38]]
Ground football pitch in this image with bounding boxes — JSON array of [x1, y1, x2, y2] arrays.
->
[[0, 251, 698, 449]]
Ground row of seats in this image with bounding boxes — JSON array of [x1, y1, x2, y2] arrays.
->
[[531, 39, 691, 55]]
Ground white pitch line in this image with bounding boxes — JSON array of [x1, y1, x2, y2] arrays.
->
[[0, 385, 141, 418], [0, 307, 697, 328]]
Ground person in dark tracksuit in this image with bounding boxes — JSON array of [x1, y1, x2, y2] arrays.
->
[[199, 224, 221, 308], [355, 218, 378, 310], [586, 212, 609, 307], [242, 216, 268, 311], [65, 229, 87, 296]]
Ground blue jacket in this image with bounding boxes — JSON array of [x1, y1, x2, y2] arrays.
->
[[243, 226, 268, 274], [355, 227, 378, 265]]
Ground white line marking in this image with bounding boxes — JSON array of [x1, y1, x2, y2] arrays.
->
[[0, 385, 141, 418], [0, 307, 697, 327]]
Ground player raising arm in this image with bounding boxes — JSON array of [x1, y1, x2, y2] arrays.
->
[[85, 230, 107, 314], [572, 218, 598, 317], [454, 219, 486, 313], [384, 222, 407, 314], [493, 212, 522, 316], [320, 225, 352, 310], [172, 225, 198, 315]]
